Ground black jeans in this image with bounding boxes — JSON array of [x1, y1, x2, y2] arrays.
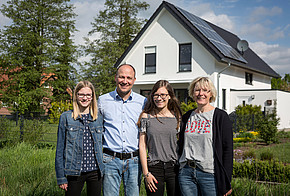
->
[[66, 170, 102, 196], [145, 161, 181, 196]]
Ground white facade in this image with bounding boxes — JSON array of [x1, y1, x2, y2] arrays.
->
[[118, 7, 290, 129], [230, 90, 290, 129]]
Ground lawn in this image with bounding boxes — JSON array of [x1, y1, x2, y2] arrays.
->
[[0, 141, 289, 196], [1, 118, 289, 195]]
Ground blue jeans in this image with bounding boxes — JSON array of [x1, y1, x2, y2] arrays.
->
[[178, 165, 217, 196], [102, 153, 141, 196]]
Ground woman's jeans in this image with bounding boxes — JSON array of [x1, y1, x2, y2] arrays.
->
[[66, 170, 102, 196], [102, 153, 142, 196], [178, 165, 217, 196], [145, 161, 181, 196]]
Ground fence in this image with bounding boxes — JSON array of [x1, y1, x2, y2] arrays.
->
[[0, 111, 276, 143], [229, 112, 262, 133], [0, 113, 58, 145]]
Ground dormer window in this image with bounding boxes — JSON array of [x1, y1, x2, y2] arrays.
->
[[145, 46, 156, 74], [179, 43, 192, 72], [245, 72, 253, 85]]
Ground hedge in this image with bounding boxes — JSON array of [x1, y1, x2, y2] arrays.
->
[[233, 160, 290, 183]]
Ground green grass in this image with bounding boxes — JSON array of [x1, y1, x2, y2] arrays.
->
[[256, 141, 290, 163], [0, 142, 62, 195], [231, 178, 290, 196], [1, 142, 289, 196], [39, 122, 58, 143]]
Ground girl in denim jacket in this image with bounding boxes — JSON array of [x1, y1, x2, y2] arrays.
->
[[55, 81, 105, 196]]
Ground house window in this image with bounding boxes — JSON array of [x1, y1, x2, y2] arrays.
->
[[140, 89, 151, 98], [145, 46, 156, 74], [179, 43, 192, 72], [245, 72, 253, 85], [222, 89, 226, 110], [174, 89, 192, 104]]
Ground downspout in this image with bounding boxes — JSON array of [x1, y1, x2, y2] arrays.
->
[[217, 61, 231, 108]]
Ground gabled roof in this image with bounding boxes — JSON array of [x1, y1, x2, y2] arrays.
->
[[115, 1, 280, 78]]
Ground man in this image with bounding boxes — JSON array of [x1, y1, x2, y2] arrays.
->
[[98, 64, 146, 196]]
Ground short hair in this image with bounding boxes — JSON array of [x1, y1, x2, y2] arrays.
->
[[188, 77, 217, 103], [72, 81, 98, 120], [116, 63, 136, 78]]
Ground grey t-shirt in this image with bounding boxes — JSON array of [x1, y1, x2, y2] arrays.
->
[[140, 115, 179, 165], [179, 109, 215, 173]]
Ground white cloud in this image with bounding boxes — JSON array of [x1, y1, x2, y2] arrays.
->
[[239, 23, 284, 42], [0, 13, 11, 27], [203, 12, 235, 32], [0, 0, 11, 27], [72, 0, 105, 45], [250, 42, 290, 76], [177, 1, 236, 32], [250, 6, 282, 22]]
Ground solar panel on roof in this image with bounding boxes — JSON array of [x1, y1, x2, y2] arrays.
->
[[177, 7, 247, 63]]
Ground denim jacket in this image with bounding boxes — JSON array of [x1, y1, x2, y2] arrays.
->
[[55, 110, 105, 185]]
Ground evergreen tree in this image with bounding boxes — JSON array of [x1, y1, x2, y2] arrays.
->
[[0, 0, 77, 114], [81, 0, 149, 96]]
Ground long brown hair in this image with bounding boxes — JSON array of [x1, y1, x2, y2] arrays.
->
[[137, 80, 182, 130], [72, 81, 98, 120]]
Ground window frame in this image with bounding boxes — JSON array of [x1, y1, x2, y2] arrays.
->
[[245, 72, 253, 85], [179, 43, 192, 72], [144, 46, 156, 74]]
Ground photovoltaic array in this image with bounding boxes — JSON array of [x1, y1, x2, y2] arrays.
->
[[177, 7, 247, 63]]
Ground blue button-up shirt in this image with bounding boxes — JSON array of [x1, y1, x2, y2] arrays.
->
[[98, 89, 146, 153]]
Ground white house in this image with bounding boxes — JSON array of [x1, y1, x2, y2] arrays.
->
[[115, 1, 290, 129]]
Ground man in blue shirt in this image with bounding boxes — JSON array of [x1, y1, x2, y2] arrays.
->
[[98, 64, 146, 196]]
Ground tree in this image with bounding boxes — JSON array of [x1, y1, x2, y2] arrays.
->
[[0, 0, 77, 114], [80, 0, 149, 96], [271, 73, 290, 92]]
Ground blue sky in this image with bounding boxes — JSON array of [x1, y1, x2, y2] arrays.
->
[[1, 0, 289, 76]]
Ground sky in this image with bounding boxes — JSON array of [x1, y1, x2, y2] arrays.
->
[[0, 0, 289, 77]]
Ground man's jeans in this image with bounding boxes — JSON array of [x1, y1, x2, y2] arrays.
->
[[102, 153, 141, 196], [178, 165, 217, 196]]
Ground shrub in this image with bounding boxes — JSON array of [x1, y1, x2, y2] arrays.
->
[[48, 101, 72, 124], [233, 159, 290, 183], [180, 101, 197, 114], [233, 104, 263, 133], [277, 130, 290, 139], [260, 150, 274, 161], [0, 116, 20, 146], [257, 109, 279, 144], [21, 119, 48, 145], [0, 116, 11, 138], [243, 148, 256, 160], [237, 132, 254, 138], [233, 137, 252, 143]]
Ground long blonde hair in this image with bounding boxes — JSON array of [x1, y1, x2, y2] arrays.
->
[[72, 81, 98, 120]]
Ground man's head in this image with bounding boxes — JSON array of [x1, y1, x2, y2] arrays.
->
[[115, 64, 136, 99]]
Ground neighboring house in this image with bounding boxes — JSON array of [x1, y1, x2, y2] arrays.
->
[[0, 72, 72, 116], [115, 1, 290, 129], [40, 73, 73, 114]]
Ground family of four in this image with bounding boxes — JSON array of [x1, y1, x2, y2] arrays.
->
[[55, 64, 233, 196]]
